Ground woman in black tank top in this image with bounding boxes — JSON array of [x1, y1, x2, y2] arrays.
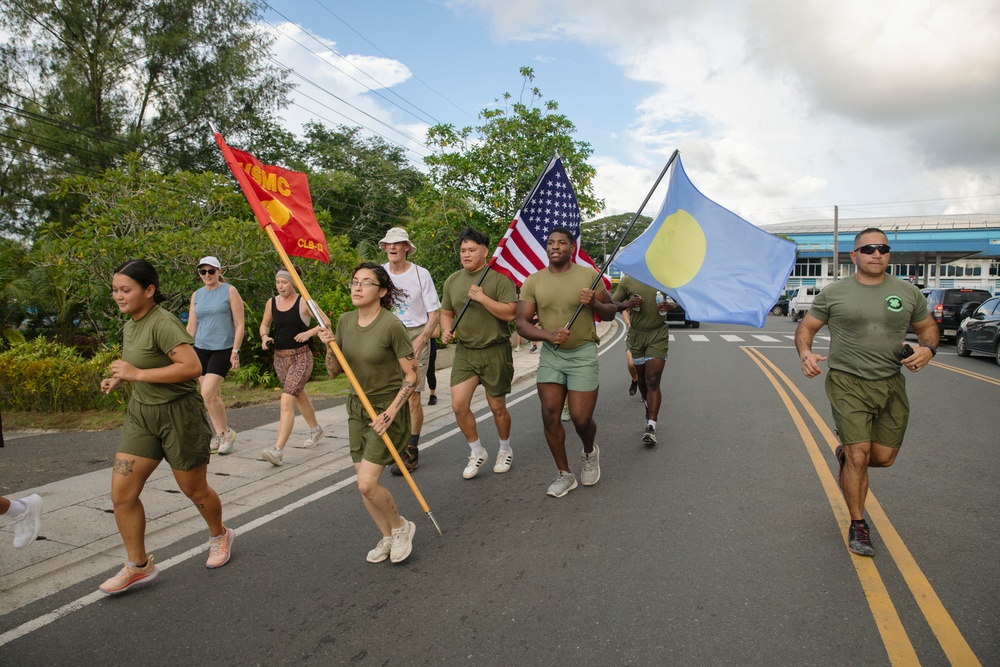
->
[[258, 270, 325, 465]]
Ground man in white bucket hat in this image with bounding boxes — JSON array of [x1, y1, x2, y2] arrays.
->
[[379, 227, 440, 475]]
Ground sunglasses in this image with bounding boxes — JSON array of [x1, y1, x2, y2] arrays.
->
[[854, 244, 891, 255], [198, 268, 218, 276], [349, 279, 379, 289]]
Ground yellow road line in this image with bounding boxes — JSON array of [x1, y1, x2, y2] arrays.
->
[[741, 347, 918, 665], [745, 347, 982, 666], [928, 360, 1000, 386]]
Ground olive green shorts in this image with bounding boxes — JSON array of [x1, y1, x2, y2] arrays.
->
[[536, 342, 599, 392], [825, 369, 909, 449], [405, 326, 432, 392], [118, 392, 212, 471], [347, 393, 411, 467], [628, 326, 670, 364], [451, 341, 514, 397]]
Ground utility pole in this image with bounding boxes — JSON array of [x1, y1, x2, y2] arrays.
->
[[832, 205, 839, 282]]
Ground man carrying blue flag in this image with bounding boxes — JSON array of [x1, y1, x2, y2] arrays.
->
[[516, 227, 617, 498]]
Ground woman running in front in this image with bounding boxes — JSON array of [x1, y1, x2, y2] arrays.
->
[[100, 259, 234, 595], [317, 262, 418, 564]]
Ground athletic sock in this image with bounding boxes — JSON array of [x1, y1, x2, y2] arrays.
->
[[498, 438, 512, 453], [648, 420, 656, 429], [3, 500, 26, 516], [408, 435, 420, 448], [468, 439, 487, 458]]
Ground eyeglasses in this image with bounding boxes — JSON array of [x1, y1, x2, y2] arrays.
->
[[854, 244, 891, 255], [349, 279, 379, 289], [198, 268, 217, 276]]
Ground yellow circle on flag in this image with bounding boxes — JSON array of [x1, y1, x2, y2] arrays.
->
[[645, 209, 707, 288], [262, 199, 292, 227]]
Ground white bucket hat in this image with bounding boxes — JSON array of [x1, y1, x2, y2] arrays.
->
[[378, 228, 416, 254]]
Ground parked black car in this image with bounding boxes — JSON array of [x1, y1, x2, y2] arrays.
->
[[770, 298, 789, 316], [956, 296, 1000, 365], [661, 294, 700, 328], [921, 288, 993, 342]]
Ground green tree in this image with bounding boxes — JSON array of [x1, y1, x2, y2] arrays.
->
[[0, 238, 31, 347], [300, 123, 426, 247], [31, 157, 360, 348], [581, 212, 653, 265], [0, 0, 291, 235], [424, 67, 602, 244]]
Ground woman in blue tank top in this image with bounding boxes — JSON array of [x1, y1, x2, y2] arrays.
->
[[186, 256, 245, 456]]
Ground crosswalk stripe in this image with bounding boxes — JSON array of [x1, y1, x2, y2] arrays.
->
[[721, 335, 745, 342], [752, 334, 780, 342], [689, 334, 710, 341]]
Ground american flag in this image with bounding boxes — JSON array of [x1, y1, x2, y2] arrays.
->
[[489, 156, 609, 288]]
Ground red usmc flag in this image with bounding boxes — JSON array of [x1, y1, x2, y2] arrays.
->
[[215, 133, 329, 263]]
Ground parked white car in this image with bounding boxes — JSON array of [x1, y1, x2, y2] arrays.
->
[[788, 286, 821, 322]]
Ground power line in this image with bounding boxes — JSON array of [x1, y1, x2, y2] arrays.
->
[[261, 8, 441, 127], [309, 0, 476, 122], [271, 57, 431, 155]]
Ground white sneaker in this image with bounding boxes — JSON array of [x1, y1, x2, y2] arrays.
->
[[546, 471, 578, 498], [217, 428, 236, 455], [581, 445, 601, 486], [208, 433, 220, 454], [513, 346, 522, 352], [390, 518, 416, 563], [297, 426, 324, 449], [493, 449, 513, 474], [366, 536, 392, 563], [462, 451, 489, 479], [11, 494, 42, 549], [261, 447, 283, 466]]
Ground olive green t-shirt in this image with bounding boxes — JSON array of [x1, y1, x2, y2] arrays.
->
[[123, 305, 199, 405], [613, 275, 669, 332], [441, 267, 517, 349], [809, 275, 928, 380], [520, 263, 603, 351], [335, 308, 415, 402]]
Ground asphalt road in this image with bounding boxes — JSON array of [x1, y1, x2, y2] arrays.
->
[[2, 316, 997, 665]]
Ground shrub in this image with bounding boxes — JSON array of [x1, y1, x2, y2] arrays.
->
[[0, 339, 128, 412]]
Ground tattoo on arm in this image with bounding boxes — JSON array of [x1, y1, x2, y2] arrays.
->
[[394, 379, 415, 410], [113, 458, 135, 477]]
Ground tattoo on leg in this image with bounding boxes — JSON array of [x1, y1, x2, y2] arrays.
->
[[113, 458, 135, 477]]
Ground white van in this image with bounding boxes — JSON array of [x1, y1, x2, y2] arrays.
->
[[788, 286, 821, 322]]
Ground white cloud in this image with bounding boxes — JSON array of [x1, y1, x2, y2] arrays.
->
[[267, 22, 429, 157], [451, 0, 1000, 223]]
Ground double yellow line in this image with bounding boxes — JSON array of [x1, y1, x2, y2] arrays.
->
[[742, 347, 981, 666], [929, 359, 1000, 387]]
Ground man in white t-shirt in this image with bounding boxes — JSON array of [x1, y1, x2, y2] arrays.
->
[[380, 227, 441, 475]]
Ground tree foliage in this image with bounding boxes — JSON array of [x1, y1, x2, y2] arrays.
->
[[424, 67, 603, 245], [300, 123, 426, 248], [580, 212, 653, 264], [0, 0, 291, 235]]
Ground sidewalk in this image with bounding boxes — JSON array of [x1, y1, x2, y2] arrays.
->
[[0, 322, 617, 614]]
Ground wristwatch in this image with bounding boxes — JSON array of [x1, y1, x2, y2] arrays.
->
[[925, 345, 937, 357]]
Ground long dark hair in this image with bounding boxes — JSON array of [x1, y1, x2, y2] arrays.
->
[[114, 259, 166, 303], [354, 261, 403, 311]]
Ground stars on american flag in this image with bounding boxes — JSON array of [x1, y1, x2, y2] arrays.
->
[[520, 164, 581, 240]]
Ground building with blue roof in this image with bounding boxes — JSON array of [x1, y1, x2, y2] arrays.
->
[[761, 214, 1000, 293]]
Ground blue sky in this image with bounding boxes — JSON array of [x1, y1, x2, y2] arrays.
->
[[261, 0, 1000, 227]]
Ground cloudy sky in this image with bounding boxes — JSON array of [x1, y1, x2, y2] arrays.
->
[[263, 0, 1000, 226]]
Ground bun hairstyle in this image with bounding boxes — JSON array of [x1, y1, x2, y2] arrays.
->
[[353, 261, 403, 311], [114, 259, 166, 304]]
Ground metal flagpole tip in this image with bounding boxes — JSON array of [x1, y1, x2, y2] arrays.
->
[[426, 511, 443, 537]]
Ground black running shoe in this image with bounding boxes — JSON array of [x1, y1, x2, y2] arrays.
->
[[391, 445, 419, 476], [428, 394, 438, 406], [628, 380, 638, 396], [641, 425, 656, 445], [848, 521, 875, 557]]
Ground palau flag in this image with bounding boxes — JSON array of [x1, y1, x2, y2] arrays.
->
[[612, 156, 796, 327]]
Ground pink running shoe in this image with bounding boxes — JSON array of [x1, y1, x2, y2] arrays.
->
[[99, 555, 159, 595], [206, 527, 235, 568]]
